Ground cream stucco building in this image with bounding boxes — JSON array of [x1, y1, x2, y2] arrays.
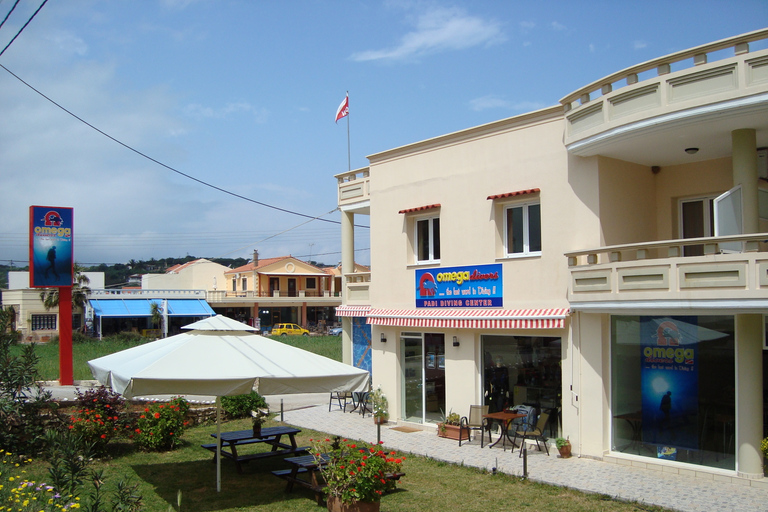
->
[[335, 29, 768, 484]]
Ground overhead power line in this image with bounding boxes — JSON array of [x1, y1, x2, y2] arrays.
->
[[0, 63, 370, 229], [0, 0, 46, 58]]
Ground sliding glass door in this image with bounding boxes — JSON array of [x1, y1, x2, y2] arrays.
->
[[401, 332, 445, 423]]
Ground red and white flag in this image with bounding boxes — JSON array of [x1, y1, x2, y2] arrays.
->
[[335, 93, 349, 123]]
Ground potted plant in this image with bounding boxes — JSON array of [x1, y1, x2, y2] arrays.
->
[[437, 410, 467, 441], [371, 387, 389, 424], [555, 436, 572, 458], [250, 407, 269, 437], [311, 436, 405, 512]]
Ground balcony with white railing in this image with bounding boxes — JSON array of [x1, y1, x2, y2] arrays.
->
[[344, 271, 371, 303], [90, 289, 206, 299], [566, 233, 768, 309], [205, 289, 341, 304], [560, 29, 768, 165], [336, 167, 370, 212]]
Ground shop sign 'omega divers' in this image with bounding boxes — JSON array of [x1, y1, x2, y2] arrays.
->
[[29, 206, 74, 288], [415, 264, 502, 308]]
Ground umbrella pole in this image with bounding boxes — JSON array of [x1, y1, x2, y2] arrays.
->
[[216, 396, 221, 493]]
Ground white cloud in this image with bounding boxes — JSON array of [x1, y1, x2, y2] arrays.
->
[[519, 21, 536, 32], [589, 43, 595, 53], [183, 102, 268, 123], [469, 95, 547, 113], [551, 21, 566, 31], [47, 31, 89, 56], [350, 6, 505, 62], [634, 40, 647, 50], [470, 95, 510, 111]]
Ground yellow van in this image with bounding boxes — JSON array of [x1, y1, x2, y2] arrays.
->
[[271, 323, 310, 336]]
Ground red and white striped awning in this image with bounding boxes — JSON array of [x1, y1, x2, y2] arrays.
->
[[366, 308, 569, 329], [335, 305, 372, 317]]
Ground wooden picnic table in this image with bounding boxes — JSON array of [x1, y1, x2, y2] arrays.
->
[[272, 453, 405, 504], [272, 453, 329, 504], [202, 426, 308, 473]]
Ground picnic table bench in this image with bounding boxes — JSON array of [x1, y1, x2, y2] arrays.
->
[[272, 453, 405, 504], [202, 426, 308, 473]]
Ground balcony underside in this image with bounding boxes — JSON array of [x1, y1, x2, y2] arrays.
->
[[568, 234, 768, 313], [564, 41, 768, 167]]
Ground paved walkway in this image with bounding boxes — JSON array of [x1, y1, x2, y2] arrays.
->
[[275, 394, 768, 512], [47, 384, 768, 512]]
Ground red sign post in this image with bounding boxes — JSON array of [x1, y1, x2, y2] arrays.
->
[[29, 206, 74, 385]]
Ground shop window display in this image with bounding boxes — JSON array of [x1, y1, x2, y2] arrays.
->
[[611, 316, 735, 470], [482, 335, 561, 424]]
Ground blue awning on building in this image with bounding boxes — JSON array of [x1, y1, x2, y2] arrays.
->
[[90, 298, 215, 318]]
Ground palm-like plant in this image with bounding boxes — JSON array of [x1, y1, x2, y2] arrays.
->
[[39, 263, 91, 311], [150, 301, 163, 336]]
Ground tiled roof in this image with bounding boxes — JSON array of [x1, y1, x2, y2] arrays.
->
[[487, 188, 540, 200], [398, 204, 441, 214]]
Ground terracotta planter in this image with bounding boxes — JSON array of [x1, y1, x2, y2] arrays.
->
[[437, 423, 468, 441], [326, 496, 380, 512], [557, 443, 572, 458], [373, 416, 388, 425]]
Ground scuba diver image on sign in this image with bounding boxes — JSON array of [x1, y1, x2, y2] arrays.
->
[[640, 317, 699, 451], [44, 246, 60, 279]]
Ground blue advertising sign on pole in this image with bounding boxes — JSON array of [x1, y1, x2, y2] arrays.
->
[[415, 264, 502, 308], [29, 206, 73, 288], [640, 316, 699, 456]]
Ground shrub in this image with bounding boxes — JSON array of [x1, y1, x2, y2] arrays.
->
[[220, 391, 267, 419], [69, 387, 126, 453], [132, 397, 190, 451], [2, 446, 142, 512], [310, 437, 405, 504], [0, 307, 62, 455]]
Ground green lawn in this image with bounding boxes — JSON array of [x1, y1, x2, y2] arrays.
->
[[14, 335, 669, 511], [18, 415, 669, 512], [18, 334, 341, 381]]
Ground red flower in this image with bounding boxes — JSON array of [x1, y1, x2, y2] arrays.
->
[[135, 428, 141, 433], [68, 425, 74, 430], [100, 434, 106, 439], [154, 412, 161, 419]]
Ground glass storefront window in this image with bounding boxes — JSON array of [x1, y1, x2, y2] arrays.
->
[[482, 335, 561, 437], [611, 316, 735, 469]]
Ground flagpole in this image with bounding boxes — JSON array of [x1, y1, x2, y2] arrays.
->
[[346, 90, 351, 173]]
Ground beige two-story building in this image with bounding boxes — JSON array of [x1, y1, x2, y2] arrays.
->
[[336, 29, 768, 483]]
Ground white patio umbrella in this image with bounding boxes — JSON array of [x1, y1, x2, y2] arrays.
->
[[87, 315, 369, 492]]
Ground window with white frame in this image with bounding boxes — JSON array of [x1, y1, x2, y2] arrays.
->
[[416, 216, 440, 263], [505, 202, 541, 256], [306, 277, 317, 289], [242, 277, 248, 291], [31, 314, 57, 331]]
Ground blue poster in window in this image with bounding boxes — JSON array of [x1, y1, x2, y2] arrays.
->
[[415, 264, 502, 308], [640, 316, 700, 451], [352, 318, 372, 374]]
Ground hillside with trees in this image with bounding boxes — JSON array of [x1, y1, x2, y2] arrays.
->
[[1, 256, 249, 289]]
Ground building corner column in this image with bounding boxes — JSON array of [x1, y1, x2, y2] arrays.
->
[[735, 313, 763, 479], [340, 210, 355, 366], [732, 129, 759, 234]]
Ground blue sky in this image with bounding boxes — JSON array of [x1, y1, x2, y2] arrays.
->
[[1, 1, 766, 268]]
